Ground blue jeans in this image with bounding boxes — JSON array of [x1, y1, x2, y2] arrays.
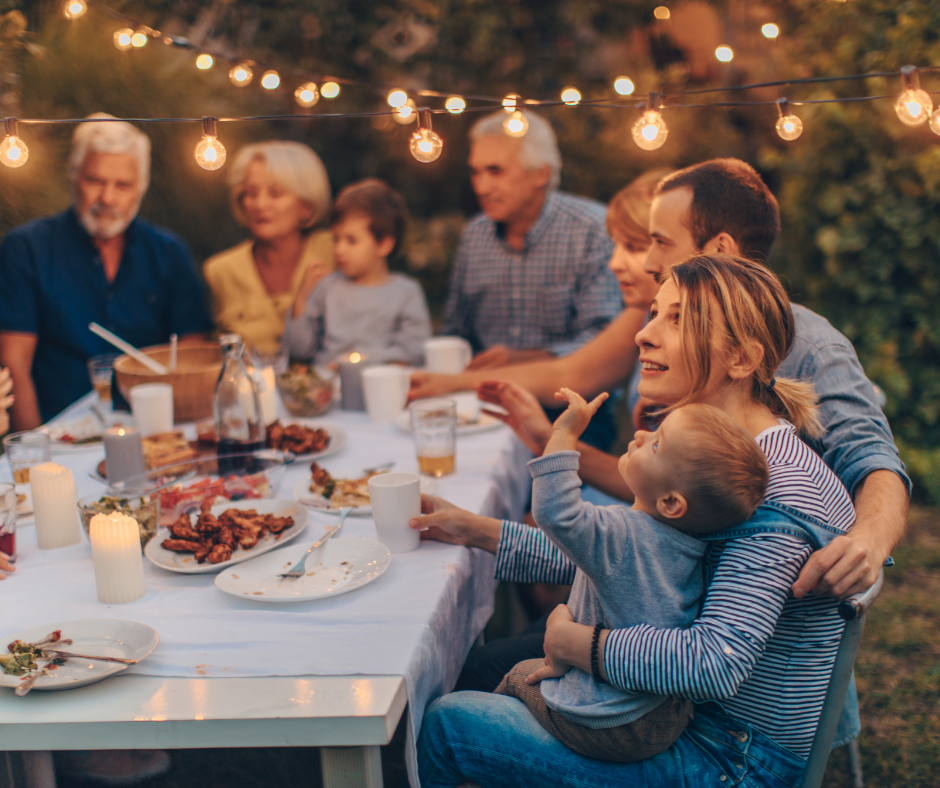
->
[[418, 693, 807, 788]]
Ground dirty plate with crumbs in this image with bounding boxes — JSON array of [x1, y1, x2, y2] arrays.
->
[[213, 537, 391, 603]]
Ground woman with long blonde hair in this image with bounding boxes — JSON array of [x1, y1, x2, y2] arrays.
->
[[416, 253, 856, 788]]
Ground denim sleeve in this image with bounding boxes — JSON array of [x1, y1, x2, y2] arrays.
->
[[0, 233, 39, 334], [494, 520, 577, 585], [789, 340, 911, 497], [167, 240, 213, 336]]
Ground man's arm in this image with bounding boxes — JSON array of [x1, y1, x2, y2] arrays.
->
[[0, 332, 40, 430], [411, 307, 644, 404]]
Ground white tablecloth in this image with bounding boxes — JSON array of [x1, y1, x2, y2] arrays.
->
[[1, 394, 534, 785]]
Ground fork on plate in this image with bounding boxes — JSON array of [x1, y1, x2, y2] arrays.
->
[[278, 507, 353, 579]]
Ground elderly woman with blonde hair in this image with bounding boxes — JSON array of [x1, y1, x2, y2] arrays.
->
[[204, 141, 334, 354]]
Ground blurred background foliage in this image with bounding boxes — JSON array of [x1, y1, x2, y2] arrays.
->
[[0, 0, 938, 501]]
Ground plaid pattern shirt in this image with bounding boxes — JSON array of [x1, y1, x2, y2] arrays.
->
[[443, 191, 622, 356]]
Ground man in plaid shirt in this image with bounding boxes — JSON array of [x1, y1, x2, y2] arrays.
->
[[443, 111, 622, 371]]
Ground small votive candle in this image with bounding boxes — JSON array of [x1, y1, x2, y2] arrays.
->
[[258, 366, 279, 425], [31, 462, 82, 549], [339, 352, 368, 411], [103, 426, 146, 484], [89, 512, 146, 604]]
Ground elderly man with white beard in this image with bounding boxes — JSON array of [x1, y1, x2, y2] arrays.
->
[[0, 113, 212, 429]]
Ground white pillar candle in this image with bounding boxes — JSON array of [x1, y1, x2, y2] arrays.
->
[[31, 462, 82, 549], [89, 512, 146, 604], [103, 426, 146, 484]]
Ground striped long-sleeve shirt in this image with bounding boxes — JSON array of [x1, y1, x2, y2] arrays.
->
[[494, 422, 856, 757]]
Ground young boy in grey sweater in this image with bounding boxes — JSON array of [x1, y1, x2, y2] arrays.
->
[[283, 178, 431, 367], [495, 388, 769, 762]]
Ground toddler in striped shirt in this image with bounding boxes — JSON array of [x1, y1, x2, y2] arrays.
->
[[494, 388, 769, 762]]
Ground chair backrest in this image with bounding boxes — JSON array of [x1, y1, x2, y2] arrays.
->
[[799, 569, 884, 788]]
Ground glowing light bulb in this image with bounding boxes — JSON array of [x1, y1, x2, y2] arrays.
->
[[560, 86, 582, 105], [503, 110, 529, 138], [445, 95, 466, 114], [131, 31, 148, 48], [503, 93, 522, 113], [929, 107, 940, 136], [114, 28, 133, 51], [0, 121, 28, 169], [195, 54, 214, 70], [653, 6, 671, 20], [295, 82, 319, 107], [614, 76, 635, 96], [261, 70, 280, 90], [64, 1, 87, 20], [632, 110, 668, 151], [761, 23, 779, 39], [394, 98, 418, 124], [715, 46, 734, 62], [229, 63, 253, 86], [349, 352, 362, 363], [776, 115, 803, 141], [387, 89, 408, 108], [410, 128, 443, 163], [194, 118, 226, 171], [895, 90, 932, 126], [321, 81, 341, 99]]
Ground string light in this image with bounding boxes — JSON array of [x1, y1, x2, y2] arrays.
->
[[929, 107, 940, 136], [614, 76, 635, 96], [229, 63, 253, 86], [194, 117, 226, 171], [195, 54, 214, 70], [261, 70, 280, 90], [895, 66, 932, 126], [394, 98, 418, 124], [653, 6, 671, 20], [632, 94, 668, 151], [321, 82, 341, 99], [502, 93, 522, 112], [775, 98, 803, 141], [715, 46, 734, 62], [113, 28, 133, 50], [63, 1, 87, 20], [445, 95, 466, 114], [295, 82, 319, 107], [761, 23, 779, 39], [503, 110, 529, 138], [387, 89, 409, 108], [131, 30, 148, 48], [560, 86, 582, 105], [410, 109, 443, 163], [0, 119, 28, 168]]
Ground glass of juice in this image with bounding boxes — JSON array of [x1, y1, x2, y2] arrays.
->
[[410, 399, 457, 478], [88, 353, 122, 408], [3, 430, 52, 485], [0, 482, 16, 561]]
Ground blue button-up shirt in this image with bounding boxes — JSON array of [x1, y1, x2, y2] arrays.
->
[[0, 209, 212, 421], [443, 191, 622, 356]]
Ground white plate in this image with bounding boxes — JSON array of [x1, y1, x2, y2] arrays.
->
[[395, 410, 503, 436], [41, 412, 134, 453], [274, 420, 347, 462], [144, 499, 308, 574], [292, 472, 373, 516], [0, 619, 159, 693], [215, 537, 391, 603]]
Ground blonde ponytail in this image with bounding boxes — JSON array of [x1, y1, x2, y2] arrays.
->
[[754, 377, 823, 438]]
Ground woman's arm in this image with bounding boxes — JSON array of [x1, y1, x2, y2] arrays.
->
[[544, 534, 813, 699], [410, 308, 645, 406]]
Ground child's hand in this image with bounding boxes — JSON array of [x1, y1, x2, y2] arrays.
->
[[524, 658, 569, 685], [552, 388, 609, 439]]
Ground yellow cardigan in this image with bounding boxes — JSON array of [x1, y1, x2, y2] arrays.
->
[[203, 230, 333, 354]]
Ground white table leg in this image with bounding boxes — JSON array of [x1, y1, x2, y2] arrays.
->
[[18, 753, 55, 788], [320, 746, 383, 788]]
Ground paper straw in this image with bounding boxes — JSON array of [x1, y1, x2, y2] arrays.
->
[[89, 323, 168, 374]]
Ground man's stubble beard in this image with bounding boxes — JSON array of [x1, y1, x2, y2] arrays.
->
[[78, 198, 141, 240]]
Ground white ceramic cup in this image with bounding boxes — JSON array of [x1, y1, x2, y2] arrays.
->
[[368, 472, 421, 553], [128, 383, 174, 438], [424, 337, 472, 374], [362, 365, 411, 424]]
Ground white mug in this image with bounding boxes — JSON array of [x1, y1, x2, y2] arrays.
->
[[424, 337, 472, 374], [362, 365, 411, 424], [128, 383, 174, 437], [368, 472, 421, 553]]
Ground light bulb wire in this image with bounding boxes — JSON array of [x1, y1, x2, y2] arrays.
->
[[776, 98, 790, 118]]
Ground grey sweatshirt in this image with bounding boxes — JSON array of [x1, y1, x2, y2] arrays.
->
[[283, 272, 432, 367], [529, 451, 706, 728]]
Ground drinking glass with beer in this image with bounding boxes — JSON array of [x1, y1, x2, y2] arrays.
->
[[0, 483, 16, 562], [88, 353, 122, 408], [3, 431, 52, 485], [409, 399, 457, 478]]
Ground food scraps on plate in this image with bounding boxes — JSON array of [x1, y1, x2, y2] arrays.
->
[[309, 462, 376, 508]]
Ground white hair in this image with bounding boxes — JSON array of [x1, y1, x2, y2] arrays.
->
[[228, 141, 332, 229], [68, 112, 151, 196], [470, 110, 562, 190]]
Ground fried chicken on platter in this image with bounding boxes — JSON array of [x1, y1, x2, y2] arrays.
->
[[160, 506, 294, 564]]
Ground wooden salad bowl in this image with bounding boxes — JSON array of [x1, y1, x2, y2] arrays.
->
[[113, 342, 223, 422]]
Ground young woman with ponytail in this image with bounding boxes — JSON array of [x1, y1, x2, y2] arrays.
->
[[416, 253, 859, 788]]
